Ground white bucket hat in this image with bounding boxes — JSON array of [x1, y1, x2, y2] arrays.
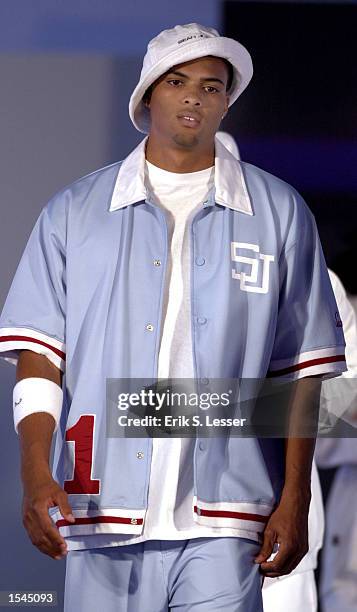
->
[[129, 23, 253, 134]]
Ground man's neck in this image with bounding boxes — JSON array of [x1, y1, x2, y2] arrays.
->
[[145, 135, 215, 174]]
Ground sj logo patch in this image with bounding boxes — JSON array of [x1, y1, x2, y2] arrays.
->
[[231, 242, 275, 294]]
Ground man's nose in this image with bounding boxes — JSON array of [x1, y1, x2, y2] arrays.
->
[[182, 87, 202, 106]]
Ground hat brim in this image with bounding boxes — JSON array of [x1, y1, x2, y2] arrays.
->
[[129, 36, 253, 133]]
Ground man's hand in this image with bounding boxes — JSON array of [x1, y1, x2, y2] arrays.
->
[[254, 488, 310, 577], [22, 470, 75, 560]]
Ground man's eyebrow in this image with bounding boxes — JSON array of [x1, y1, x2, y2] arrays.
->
[[167, 70, 225, 86]]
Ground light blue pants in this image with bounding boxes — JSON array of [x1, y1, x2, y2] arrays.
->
[[64, 537, 264, 611]]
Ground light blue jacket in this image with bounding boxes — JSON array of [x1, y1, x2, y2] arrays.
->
[[0, 137, 346, 539]]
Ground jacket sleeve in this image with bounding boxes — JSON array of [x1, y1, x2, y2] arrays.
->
[[0, 201, 66, 372], [268, 200, 346, 380]]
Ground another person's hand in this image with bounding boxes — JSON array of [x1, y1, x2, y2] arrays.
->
[[254, 488, 310, 577], [22, 470, 74, 560]]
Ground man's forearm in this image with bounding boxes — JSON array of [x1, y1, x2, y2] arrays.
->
[[282, 438, 315, 500], [16, 350, 62, 479], [18, 412, 56, 483], [282, 376, 322, 496], [255, 377, 322, 575]]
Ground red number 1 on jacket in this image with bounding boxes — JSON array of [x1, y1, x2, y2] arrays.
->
[[64, 414, 100, 494]]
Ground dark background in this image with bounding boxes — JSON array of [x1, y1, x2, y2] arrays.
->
[[223, 1, 357, 292]]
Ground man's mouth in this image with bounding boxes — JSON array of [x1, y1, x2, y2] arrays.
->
[[177, 113, 201, 128]]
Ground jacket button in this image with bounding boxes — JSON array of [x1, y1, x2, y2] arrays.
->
[[130, 518, 138, 525], [146, 324, 154, 331], [195, 256, 205, 266], [197, 317, 207, 325], [199, 441, 205, 451], [153, 259, 161, 266], [136, 451, 144, 459], [201, 378, 209, 385]]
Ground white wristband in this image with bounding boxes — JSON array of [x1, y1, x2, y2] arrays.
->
[[13, 377, 63, 434]]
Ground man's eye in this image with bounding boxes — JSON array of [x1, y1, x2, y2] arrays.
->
[[167, 79, 182, 86], [205, 86, 219, 93]]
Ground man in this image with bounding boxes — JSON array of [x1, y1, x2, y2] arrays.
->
[[0, 23, 346, 611]]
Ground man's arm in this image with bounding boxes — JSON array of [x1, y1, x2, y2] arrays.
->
[[16, 350, 74, 560], [255, 376, 322, 577]]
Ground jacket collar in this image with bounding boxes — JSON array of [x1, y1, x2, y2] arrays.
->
[[109, 136, 253, 215]]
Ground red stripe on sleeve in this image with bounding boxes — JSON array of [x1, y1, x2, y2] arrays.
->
[[268, 354, 345, 377], [0, 335, 65, 360]]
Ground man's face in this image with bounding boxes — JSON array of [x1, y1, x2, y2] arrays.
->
[[145, 56, 230, 149]]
